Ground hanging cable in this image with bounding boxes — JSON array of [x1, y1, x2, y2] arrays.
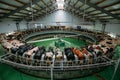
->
[[83, 0, 86, 22], [72, 9, 74, 26], [30, 0, 34, 22], [46, 7, 47, 18]]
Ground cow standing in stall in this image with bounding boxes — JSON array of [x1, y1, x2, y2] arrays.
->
[[86, 45, 97, 63], [44, 47, 54, 65], [33, 46, 46, 66], [54, 48, 64, 66], [81, 48, 93, 64], [64, 48, 75, 65], [92, 45, 103, 63], [73, 48, 85, 65], [24, 47, 39, 65]]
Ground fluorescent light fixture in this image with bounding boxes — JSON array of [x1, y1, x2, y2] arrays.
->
[[56, 0, 64, 2], [112, 4, 120, 9], [0, 10, 2, 12], [29, 12, 31, 14], [26, 7, 30, 10], [57, 0, 64, 9], [32, 5, 35, 7], [34, 10, 37, 12], [58, 3, 64, 9]]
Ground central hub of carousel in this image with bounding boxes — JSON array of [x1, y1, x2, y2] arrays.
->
[[55, 38, 65, 47], [0, 29, 120, 79]]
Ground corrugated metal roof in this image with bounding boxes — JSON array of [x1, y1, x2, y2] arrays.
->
[[0, 0, 119, 22]]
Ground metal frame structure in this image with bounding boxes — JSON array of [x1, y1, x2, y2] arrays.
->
[[0, 0, 119, 22]]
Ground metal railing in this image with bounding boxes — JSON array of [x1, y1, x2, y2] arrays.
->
[[0, 53, 116, 71]]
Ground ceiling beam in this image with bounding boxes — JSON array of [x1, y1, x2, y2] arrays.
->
[[78, 3, 84, 9], [18, 12, 29, 15], [65, 8, 94, 21], [0, 8, 13, 11], [33, 8, 56, 20], [0, 0, 41, 19], [14, 0, 26, 5], [90, 13, 102, 16], [41, 0, 47, 6], [8, 17, 22, 20], [41, 0, 52, 11], [73, 0, 79, 7], [95, 15, 109, 18], [32, 2, 56, 18], [115, 13, 120, 15], [79, 0, 120, 20], [0, 1, 19, 8], [12, 14, 26, 17], [65, 4, 97, 21], [95, 0, 106, 5], [85, 0, 106, 11], [68, 0, 71, 5], [27, 8, 57, 21], [66, 2, 105, 21], [87, 10, 96, 14], [109, 8, 120, 12], [50, 0, 53, 3], [102, 1, 120, 8], [36, 3, 43, 9], [15, 0, 40, 12], [66, 3, 107, 21], [17, 1, 55, 21], [67, 0, 83, 15], [92, 8, 120, 16], [0, 12, 8, 14]]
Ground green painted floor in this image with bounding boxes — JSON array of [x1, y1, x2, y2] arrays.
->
[[0, 37, 120, 80], [31, 37, 87, 51]]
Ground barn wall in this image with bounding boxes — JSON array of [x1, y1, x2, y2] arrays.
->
[[0, 19, 27, 33], [94, 22, 120, 35], [0, 10, 120, 35]]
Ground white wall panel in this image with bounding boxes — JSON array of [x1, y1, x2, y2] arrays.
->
[[0, 19, 27, 33], [0, 10, 120, 35]]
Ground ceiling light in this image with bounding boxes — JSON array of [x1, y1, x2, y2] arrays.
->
[[56, 0, 60, 1], [29, 12, 32, 14], [32, 5, 35, 8], [112, 4, 120, 9], [58, 4, 64, 9], [0, 10, 2, 12], [57, 0, 64, 10], [56, 0, 64, 2], [26, 7, 30, 10], [34, 10, 37, 12]]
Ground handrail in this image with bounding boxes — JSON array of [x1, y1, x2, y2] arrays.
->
[[0, 58, 114, 70], [23, 30, 97, 43], [0, 53, 117, 71]]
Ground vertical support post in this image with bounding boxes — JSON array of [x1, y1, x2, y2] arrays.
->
[[51, 65, 53, 80], [16, 22, 20, 31], [111, 59, 120, 80], [93, 22, 95, 31], [102, 22, 106, 34], [30, 0, 34, 22], [51, 57, 55, 80], [51, 60, 54, 80], [26, 22, 29, 30], [72, 10, 74, 26]]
